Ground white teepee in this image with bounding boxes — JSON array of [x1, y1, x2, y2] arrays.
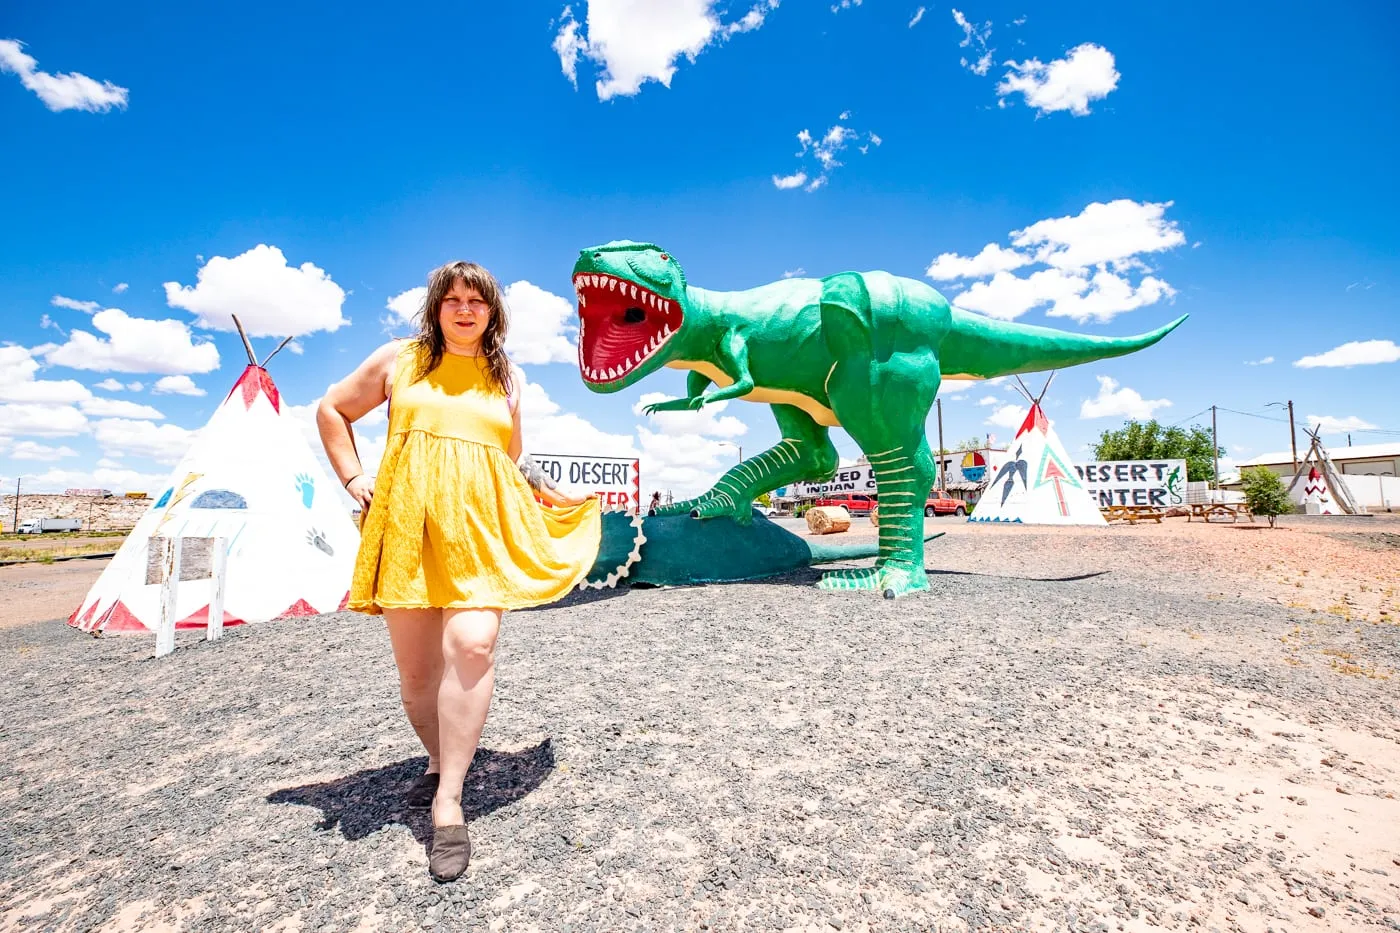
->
[[969, 376, 1106, 526], [70, 322, 359, 635], [1286, 428, 1361, 515]]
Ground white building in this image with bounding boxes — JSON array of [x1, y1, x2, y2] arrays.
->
[[1237, 441, 1399, 478], [1236, 441, 1400, 512]]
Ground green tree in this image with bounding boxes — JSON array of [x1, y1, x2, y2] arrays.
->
[[755, 491, 773, 507], [954, 436, 983, 452], [1240, 466, 1293, 527], [1092, 420, 1223, 484]]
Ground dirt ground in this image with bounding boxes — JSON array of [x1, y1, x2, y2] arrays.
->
[[2, 511, 1397, 932]]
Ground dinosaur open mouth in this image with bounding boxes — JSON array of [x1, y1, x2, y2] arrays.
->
[[573, 272, 682, 385]]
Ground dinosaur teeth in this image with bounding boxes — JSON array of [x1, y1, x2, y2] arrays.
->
[[630, 285, 639, 300], [608, 278, 618, 291]]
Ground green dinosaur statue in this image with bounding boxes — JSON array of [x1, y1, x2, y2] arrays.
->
[[583, 509, 945, 589], [570, 240, 1186, 597]]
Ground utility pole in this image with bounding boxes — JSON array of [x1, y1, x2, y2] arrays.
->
[[1288, 400, 1298, 473], [11, 476, 19, 534], [936, 397, 945, 490], [1211, 405, 1220, 494]]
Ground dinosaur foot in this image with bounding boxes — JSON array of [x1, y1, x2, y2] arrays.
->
[[654, 494, 753, 524], [818, 563, 929, 599]]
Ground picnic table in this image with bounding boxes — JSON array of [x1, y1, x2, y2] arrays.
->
[[1187, 502, 1255, 523], [1100, 505, 1164, 524]]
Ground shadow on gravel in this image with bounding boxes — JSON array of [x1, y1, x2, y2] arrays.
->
[[762, 568, 1113, 586], [514, 586, 632, 612], [267, 740, 556, 848]]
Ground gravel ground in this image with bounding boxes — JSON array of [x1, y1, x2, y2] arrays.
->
[[2, 519, 1398, 932]]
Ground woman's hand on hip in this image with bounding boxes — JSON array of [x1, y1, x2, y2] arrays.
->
[[346, 474, 375, 511]]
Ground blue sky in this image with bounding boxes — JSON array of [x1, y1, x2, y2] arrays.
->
[[2, 0, 1398, 498]]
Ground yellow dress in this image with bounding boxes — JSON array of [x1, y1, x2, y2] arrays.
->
[[349, 342, 602, 614]]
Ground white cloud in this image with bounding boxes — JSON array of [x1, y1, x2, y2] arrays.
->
[[112, 282, 129, 294], [635, 426, 736, 497], [997, 42, 1120, 116], [1011, 199, 1185, 271], [1244, 356, 1274, 366], [934, 200, 1186, 323], [952, 267, 1088, 320], [0, 345, 91, 404], [92, 419, 195, 465], [831, 0, 862, 11], [93, 378, 125, 392], [976, 395, 999, 406], [152, 374, 207, 396], [951, 9, 993, 75], [4, 465, 171, 496], [1044, 270, 1176, 324], [633, 393, 748, 439], [386, 286, 427, 324], [1306, 414, 1377, 434], [1293, 339, 1400, 369], [163, 244, 348, 338], [79, 397, 166, 419], [908, 6, 926, 27], [1079, 375, 1171, 420], [43, 308, 221, 374], [502, 281, 578, 365], [10, 441, 79, 462], [51, 295, 100, 313], [782, 268, 806, 278], [984, 403, 1026, 429], [772, 171, 808, 190], [0, 39, 128, 113], [39, 314, 67, 338], [127, 381, 144, 391], [776, 114, 880, 193], [0, 403, 89, 438], [553, 0, 779, 102], [926, 242, 1029, 280]]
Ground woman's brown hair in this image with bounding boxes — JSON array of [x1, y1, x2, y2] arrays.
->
[[410, 260, 513, 395]]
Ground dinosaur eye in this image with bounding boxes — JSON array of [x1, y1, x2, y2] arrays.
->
[[659, 253, 669, 261]]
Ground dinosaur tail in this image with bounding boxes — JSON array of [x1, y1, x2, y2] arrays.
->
[[939, 310, 1187, 381], [807, 530, 945, 565]]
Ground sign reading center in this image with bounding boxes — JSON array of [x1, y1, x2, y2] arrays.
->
[[1074, 459, 1187, 508], [530, 453, 641, 514]]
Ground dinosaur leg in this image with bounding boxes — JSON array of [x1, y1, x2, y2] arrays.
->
[[816, 439, 937, 597], [656, 404, 838, 523], [814, 272, 942, 598]]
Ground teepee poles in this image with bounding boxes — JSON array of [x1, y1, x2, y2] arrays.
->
[[259, 336, 296, 368], [231, 315, 258, 366]]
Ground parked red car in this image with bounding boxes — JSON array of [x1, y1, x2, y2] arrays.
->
[[812, 493, 876, 515], [923, 490, 967, 517]]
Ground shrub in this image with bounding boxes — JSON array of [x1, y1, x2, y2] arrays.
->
[[1241, 466, 1293, 528]]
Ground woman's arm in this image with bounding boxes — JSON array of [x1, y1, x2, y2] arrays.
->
[[506, 367, 591, 508], [317, 341, 399, 511]]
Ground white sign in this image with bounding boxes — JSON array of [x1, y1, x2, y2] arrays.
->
[[1074, 459, 1188, 508], [790, 464, 878, 497], [531, 453, 640, 514]]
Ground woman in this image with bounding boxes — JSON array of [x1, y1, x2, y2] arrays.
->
[[317, 261, 600, 883]]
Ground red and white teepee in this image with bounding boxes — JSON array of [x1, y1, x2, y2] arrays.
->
[[69, 321, 358, 635], [969, 375, 1105, 526], [1286, 428, 1361, 516]]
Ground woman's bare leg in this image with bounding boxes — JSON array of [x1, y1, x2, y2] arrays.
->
[[383, 608, 447, 774], [432, 607, 502, 827]]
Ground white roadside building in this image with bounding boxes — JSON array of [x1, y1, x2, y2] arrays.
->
[[1235, 441, 1400, 511]]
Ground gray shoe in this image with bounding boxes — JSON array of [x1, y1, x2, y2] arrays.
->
[[429, 824, 471, 883], [406, 772, 440, 810]]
